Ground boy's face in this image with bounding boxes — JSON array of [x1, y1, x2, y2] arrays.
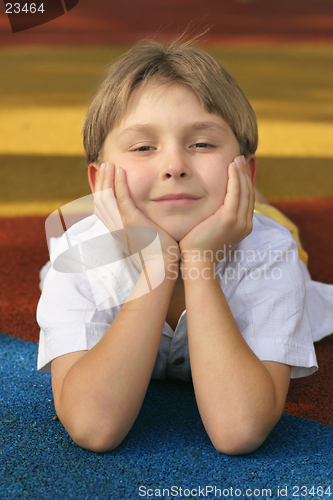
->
[[92, 83, 247, 242]]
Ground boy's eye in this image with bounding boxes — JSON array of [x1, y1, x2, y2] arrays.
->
[[191, 143, 214, 148], [132, 145, 155, 152]]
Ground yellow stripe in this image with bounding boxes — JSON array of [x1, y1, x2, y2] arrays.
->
[[0, 107, 85, 156], [0, 201, 74, 217], [257, 121, 333, 158], [0, 107, 332, 158]]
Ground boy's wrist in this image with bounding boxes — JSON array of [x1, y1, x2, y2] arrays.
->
[[180, 258, 217, 283], [143, 257, 179, 283]]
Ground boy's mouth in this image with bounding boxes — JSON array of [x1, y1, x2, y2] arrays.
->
[[152, 193, 201, 206], [152, 193, 201, 201]]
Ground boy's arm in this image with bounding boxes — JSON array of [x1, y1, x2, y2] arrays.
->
[[52, 164, 180, 453], [183, 262, 291, 455], [180, 155, 290, 454], [52, 260, 176, 453]]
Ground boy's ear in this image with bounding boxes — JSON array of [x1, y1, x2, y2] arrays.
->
[[88, 162, 99, 193], [245, 155, 257, 186]]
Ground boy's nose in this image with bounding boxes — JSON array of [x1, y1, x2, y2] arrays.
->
[[160, 149, 191, 179]]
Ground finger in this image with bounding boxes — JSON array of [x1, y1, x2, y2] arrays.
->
[[94, 162, 105, 193], [240, 157, 255, 225], [234, 156, 250, 218], [94, 163, 110, 209], [223, 160, 240, 216], [94, 163, 113, 212], [93, 163, 106, 213], [114, 166, 139, 222], [94, 163, 123, 231], [95, 162, 115, 195], [235, 156, 255, 229], [100, 162, 115, 195], [245, 165, 255, 225], [114, 166, 141, 255]]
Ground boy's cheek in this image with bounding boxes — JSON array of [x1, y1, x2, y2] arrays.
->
[[122, 170, 152, 204], [216, 187, 228, 208], [211, 171, 228, 207]]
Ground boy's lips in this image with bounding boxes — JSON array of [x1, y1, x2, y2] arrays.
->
[[152, 193, 201, 206], [152, 193, 201, 201]]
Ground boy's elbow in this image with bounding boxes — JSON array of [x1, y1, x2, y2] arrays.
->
[[208, 399, 284, 456], [59, 413, 125, 453], [75, 437, 120, 454], [71, 426, 122, 453], [209, 422, 270, 456], [212, 433, 265, 456]]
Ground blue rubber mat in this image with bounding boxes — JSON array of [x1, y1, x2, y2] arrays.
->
[[1, 334, 333, 500]]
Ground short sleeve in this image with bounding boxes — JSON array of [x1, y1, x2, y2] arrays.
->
[[36, 216, 133, 372], [37, 265, 120, 373], [217, 214, 318, 379]]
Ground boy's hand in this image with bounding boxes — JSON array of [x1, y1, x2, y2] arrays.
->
[[179, 155, 254, 264], [93, 162, 180, 268]]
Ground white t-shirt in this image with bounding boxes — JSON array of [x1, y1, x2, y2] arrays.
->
[[37, 212, 332, 379]]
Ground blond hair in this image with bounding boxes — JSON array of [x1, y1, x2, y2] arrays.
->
[[83, 39, 258, 163]]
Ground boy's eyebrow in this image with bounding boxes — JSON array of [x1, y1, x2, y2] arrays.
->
[[189, 121, 229, 134], [118, 121, 229, 138], [118, 124, 155, 136]]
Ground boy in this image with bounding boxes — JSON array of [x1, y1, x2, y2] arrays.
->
[[37, 39, 331, 455]]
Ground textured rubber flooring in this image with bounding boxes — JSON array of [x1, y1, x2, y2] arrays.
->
[[1, 334, 333, 500]]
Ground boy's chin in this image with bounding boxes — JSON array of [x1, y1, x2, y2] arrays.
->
[[165, 227, 191, 243], [160, 219, 201, 243]]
